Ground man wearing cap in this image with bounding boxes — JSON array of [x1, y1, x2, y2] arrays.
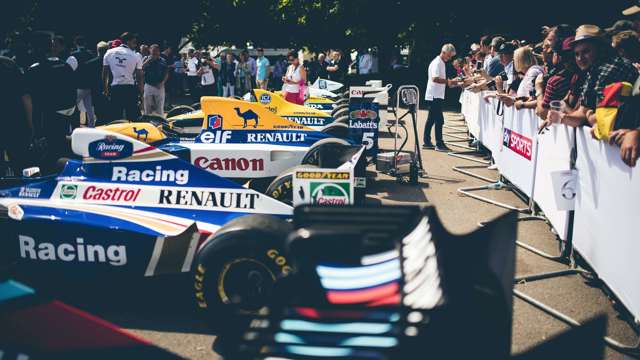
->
[[495, 42, 516, 94], [102, 32, 143, 120], [485, 37, 505, 77], [423, 43, 459, 152], [549, 25, 638, 128]]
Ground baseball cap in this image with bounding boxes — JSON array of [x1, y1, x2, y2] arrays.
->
[[110, 39, 122, 48], [570, 25, 606, 46], [606, 20, 635, 35], [623, 1, 640, 16], [554, 36, 576, 54], [497, 42, 516, 54]]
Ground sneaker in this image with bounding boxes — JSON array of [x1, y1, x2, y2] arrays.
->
[[435, 144, 451, 152], [422, 142, 435, 150]]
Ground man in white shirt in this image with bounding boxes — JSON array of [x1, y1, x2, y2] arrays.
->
[[358, 50, 372, 75], [102, 32, 143, 120], [424, 43, 459, 151], [186, 49, 201, 102]]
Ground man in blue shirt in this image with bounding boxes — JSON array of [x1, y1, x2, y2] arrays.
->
[[255, 48, 270, 89], [142, 44, 168, 116]]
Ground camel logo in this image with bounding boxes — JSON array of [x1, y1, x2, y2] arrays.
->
[[133, 127, 148, 141], [234, 107, 259, 128], [259, 93, 271, 104], [207, 115, 223, 129], [310, 182, 350, 206]]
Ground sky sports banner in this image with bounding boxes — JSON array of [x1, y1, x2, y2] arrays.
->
[[348, 98, 379, 158], [494, 106, 538, 198]]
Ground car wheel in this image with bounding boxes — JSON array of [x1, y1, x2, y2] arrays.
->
[[332, 108, 349, 119], [321, 122, 349, 138], [265, 165, 318, 205], [301, 137, 351, 166], [246, 177, 274, 194], [193, 214, 292, 333], [334, 115, 349, 125], [167, 105, 195, 118]]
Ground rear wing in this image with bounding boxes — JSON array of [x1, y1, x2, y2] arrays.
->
[[311, 78, 344, 92]]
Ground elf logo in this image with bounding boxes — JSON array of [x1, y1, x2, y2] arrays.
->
[[198, 130, 232, 144], [18, 235, 127, 266]]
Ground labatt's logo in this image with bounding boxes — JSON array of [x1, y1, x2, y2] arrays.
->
[[311, 182, 350, 206], [88, 135, 133, 160], [350, 108, 377, 120], [503, 128, 532, 160]]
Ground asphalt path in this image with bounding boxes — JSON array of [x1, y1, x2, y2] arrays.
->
[[40, 108, 639, 359]]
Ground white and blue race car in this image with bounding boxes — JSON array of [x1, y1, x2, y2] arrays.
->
[[0, 129, 323, 329]]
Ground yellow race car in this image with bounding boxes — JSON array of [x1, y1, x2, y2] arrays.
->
[[159, 90, 347, 137]]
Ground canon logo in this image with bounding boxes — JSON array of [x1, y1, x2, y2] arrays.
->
[[194, 157, 264, 172]]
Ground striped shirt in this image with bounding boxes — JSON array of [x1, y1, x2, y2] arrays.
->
[[542, 73, 571, 109]]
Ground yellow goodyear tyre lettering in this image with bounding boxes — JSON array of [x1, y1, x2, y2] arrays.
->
[[194, 264, 207, 308], [267, 249, 292, 275]]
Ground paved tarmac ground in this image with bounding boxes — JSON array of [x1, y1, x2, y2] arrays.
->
[[46, 107, 639, 359]]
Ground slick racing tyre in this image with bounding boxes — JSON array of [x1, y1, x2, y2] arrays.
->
[[193, 215, 292, 333], [301, 137, 350, 166], [246, 177, 274, 194], [321, 122, 349, 138], [166, 105, 195, 118], [331, 104, 349, 117], [334, 115, 349, 125], [265, 165, 318, 205], [332, 107, 349, 119]]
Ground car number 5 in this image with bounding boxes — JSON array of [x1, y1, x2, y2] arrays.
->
[[362, 132, 375, 150]]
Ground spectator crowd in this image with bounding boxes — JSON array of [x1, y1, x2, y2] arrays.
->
[[432, 3, 640, 167], [0, 27, 380, 176]]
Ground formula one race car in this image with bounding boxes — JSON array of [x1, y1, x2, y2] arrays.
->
[[100, 97, 367, 205], [0, 129, 309, 329], [159, 91, 341, 137]]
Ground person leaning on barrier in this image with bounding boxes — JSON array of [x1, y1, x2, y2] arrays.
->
[[536, 36, 576, 121], [509, 47, 544, 110], [547, 25, 639, 128]]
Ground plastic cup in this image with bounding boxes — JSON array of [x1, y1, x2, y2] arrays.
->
[[548, 100, 563, 124]]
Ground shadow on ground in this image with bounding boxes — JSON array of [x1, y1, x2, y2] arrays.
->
[[18, 274, 212, 335]]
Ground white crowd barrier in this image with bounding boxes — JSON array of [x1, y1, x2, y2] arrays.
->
[[573, 127, 640, 321], [459, 90, 640, 320]]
